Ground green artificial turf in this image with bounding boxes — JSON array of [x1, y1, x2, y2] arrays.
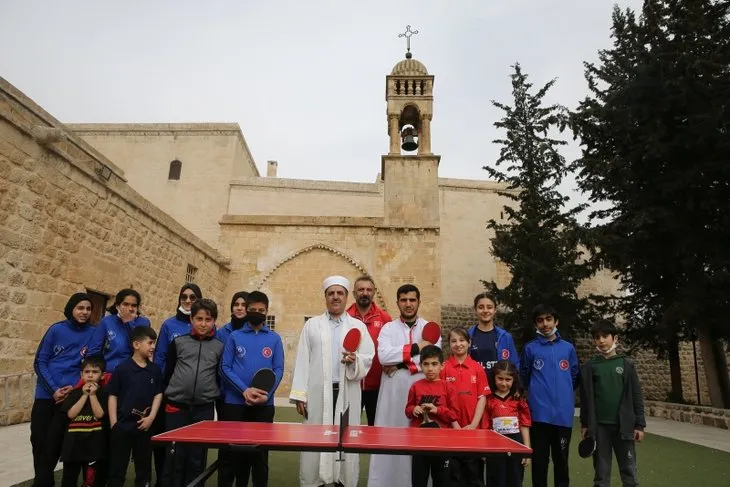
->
[[16, 408, 729, 486]]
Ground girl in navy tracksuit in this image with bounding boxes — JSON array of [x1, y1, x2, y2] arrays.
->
[[87, 288, 151, 373], [219, 291, 284, 487], [31, 293, 96, 487], [519, 304, 579, 487], [151, 283, 202, 487], [468, 293, 520, 385], [216, 291, 249, 345]]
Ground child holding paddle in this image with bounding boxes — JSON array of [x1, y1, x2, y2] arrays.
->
[[441, 327, 490, 487], [219, 291, 284, 487], [483, 360, 531, 487], [579, 320, 645, 487], [405, 345, 459, 487]]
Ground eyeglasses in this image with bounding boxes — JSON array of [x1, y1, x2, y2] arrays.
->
[[181, 295, 197, 302]]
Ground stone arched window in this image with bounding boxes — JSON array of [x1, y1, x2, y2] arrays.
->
[[168, 159, 182, 180]]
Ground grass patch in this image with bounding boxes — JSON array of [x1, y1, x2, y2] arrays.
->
[[16, 408, 730, 486]]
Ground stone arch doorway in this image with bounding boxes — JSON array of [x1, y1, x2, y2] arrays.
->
[[256, 244, 383, 397]]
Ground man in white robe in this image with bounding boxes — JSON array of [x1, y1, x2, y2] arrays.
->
[[290, 275, 375, 487], [366, 284, 441, 487]]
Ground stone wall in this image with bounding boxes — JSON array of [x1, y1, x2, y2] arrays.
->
[[220, 217, 442, 397], [228, 178, 384, 219], [645, 400, 730, 429], [69, 123, 259, 249], [0, 77, 231, 425]]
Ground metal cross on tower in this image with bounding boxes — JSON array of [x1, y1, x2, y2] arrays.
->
[[398, 25, 419, 59]]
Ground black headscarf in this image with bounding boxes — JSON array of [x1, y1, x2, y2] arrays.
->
[[64, 292, 93, 326], [175, 283, 203, 321], [229, 291, 249, 330]]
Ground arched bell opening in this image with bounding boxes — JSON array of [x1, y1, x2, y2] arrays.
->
[[399, 105, 421, 154]]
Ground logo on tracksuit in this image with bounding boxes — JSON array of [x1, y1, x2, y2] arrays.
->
[[559, 359, 569, 371], [236, 346, 246, 358], [533, 358, 544, 370], [262, 347, 273, 358]]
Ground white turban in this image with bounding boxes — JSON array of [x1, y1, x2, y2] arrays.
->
[[322, 275, 350, 292]]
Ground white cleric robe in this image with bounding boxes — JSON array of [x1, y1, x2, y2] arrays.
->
[[366, 317, 442, 487], [290, 312, 375, 487]]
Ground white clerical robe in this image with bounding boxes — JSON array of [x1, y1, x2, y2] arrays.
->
[[290, 312, 374, 487], [366, 317, 442, 487]]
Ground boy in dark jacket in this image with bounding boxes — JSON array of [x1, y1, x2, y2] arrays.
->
[[219, 291, 284, 487], [580, 320, 645, 487], [162, 298, 224, 486], [107, 326, 164, 487]]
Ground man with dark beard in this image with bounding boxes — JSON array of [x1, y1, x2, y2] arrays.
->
[[366, 284, 440, 487], [346, 275, 392, 426]]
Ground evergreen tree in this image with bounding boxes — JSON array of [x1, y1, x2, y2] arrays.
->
[[483, 63, 597, 346], [571, 0, 730, 406]]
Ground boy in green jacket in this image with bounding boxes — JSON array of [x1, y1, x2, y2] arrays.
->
[[580, 320, 646, 487]]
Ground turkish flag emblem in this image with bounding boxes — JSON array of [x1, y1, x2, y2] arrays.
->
[[262, 347, 273, 358], [559, 359, 569, 371]]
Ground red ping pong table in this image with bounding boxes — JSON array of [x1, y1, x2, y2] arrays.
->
[[153, 420, 532, 486]]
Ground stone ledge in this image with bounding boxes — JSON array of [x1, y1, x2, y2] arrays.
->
[[221, 215, 383, 227], [438, 177, 515, 193], [230, 177, 382, 194], [646, 400, 730, 430], [66, 122, 242, 135]]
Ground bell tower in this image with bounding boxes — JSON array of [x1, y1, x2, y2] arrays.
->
[[386, 25, 434, 156], [382, 26, 440, 228]]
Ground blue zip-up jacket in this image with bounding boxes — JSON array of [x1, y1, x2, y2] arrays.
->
[[467, 324, 520, 370], [220, 324, 284, 406], [34, 320, 95, 399], [215, 321, 244, 346], [154, 315, 191, 373], [520, 332, 580, 427], [87, 314, 151, 372]]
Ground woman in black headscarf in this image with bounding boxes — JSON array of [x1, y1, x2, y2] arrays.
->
[[31, 293, 95, 487]]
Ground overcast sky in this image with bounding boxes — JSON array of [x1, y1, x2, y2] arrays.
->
[[1, 0, 643, 199]]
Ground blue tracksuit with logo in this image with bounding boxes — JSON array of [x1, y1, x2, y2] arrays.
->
[[87, 314, 151, 372], [467, 324, 520, 371], [520, 333, 580, 427], [215, 321, 242, 346], [34, 320, 95, 399], [220, 324, 285, 406], [154, 315, 191, 373]]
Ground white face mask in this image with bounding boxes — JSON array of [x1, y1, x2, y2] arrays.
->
[[178, 306, 191, 316], [596, 342, 618, 355], [536, 327, 556, 338]]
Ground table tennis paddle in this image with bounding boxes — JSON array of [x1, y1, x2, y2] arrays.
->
[[418, 395, 440, 428], [342, 328, 361, 353], [422, 321, 441, 344], [132, 406, 151, 419], [250, 368, 276, 394], [578, 436, 596, 458]]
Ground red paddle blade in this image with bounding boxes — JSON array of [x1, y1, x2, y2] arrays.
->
[[342, 328, 362, 353], [250, 368, 276, 393], [422, 321, 441, 343]]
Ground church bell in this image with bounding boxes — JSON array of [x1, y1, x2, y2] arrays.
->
[[400, 126, 418, 152]]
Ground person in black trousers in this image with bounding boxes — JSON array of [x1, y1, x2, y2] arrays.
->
[[106, 327, 164, 487], [162, 298, 224, 487]]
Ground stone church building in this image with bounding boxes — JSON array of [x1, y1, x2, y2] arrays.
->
[[0, 52, 709, 423]]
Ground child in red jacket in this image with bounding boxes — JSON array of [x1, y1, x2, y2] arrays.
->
[[483, 360, 532, 487], [405, 345, 459, 487]]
